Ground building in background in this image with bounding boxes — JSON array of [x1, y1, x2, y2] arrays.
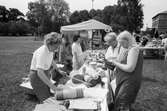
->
[[152, 11, 167, 33]]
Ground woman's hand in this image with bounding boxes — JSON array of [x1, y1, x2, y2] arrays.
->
[[50, 84, 58, 92], [58, 69, 67, 76], [104, 59, 116, 70]]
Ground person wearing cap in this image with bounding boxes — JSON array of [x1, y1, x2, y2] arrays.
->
[[108, 31, 143, 111], [29, 32, 66, 102]]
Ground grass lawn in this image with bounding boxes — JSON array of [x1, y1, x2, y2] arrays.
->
[[0, 37, 167, 111]]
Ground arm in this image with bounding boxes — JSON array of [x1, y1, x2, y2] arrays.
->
[[37, 68, 57, 91], [52, 60, 67, 76], [74, 52, 80, 66], [72, 43, 80, 67], [58, 45, 63, 62], [52, 60, 59, 70], [113, 47, 139, 72]]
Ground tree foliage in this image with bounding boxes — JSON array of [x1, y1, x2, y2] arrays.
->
[[0, 5, 31, 36], [0, 6, 24, 22], [0, 0, 144, 35], [26, 0, 70, 36], [117, 0, 144, 32], [0, 5, 9, 22], [8, 8, 24, 21], [69, 0, 143, 33], [69, 11, 81, 24]]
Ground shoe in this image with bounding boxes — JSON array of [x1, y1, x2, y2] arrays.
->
[[25, 94, 39, 103], [108, 103, 114, 111]]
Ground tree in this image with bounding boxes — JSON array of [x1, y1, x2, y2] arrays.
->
[[0, 22, 9, 35], [89, 9, 97, 18], [47, 0, 70, 19], [47, 0, 70, 32], [102, 5, 117, 25], [26, 0, 70, 35], [0, 5, 9, 22], [8, 8, 24, 21], [79, 10, 90, 22], [69, 11, 81, 24], [117, 0, 144, 32], [27, 0, 48, 35], [93, 9, 103, 22]]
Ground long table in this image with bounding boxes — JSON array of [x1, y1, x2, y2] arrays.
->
[[33, 63, 110, 111], [140, 46, 164, 50], [140, 46, 164, 59]]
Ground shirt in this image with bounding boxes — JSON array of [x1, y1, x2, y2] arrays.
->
[[30, 45, 54, 71], [72, 42, 83, 70], [72, 42, 83, 61], [105, 44, 121, 61], [162, 38, 167, 45]]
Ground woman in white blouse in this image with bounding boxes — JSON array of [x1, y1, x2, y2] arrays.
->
[[71, 35, 84, 70], [106, 31, 143, 111]]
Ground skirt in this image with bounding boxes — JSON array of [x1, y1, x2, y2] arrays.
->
[[29, 70, 52, 102]]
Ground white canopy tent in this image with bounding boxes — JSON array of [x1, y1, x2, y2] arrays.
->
[[60, 19, 112, 32], [60, 19, 112, 49]]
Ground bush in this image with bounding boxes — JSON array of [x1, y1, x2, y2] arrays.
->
[[0, 20, 32, 36], [0, 22, 9, 35]]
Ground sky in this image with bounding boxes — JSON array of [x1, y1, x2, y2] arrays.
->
[[0, 0, 167, 29]]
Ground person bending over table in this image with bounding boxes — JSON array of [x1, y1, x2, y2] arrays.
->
[[106, 31, 143, 111], [29, 32, 66, 103]]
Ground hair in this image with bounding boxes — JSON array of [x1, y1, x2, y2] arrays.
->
[[104, 32, 117, 42], [117, 30, 137, 47], [73, 35, 80, 42], [44, 32, 62, 46]]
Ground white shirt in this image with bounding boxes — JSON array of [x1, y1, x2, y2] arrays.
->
[[162, 38, 167, 45], [105, 44, 121, 61], [72, 42, 83, 69], [105, 44, 121, 93], [30, 45, 54, 71]]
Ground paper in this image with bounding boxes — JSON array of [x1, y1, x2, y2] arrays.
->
[[56, 64, 64, 68], [20, 78, 56, 91], [20, 81, 33, 89], [34, 104, 66, 111], [69, 98, 98, 110], [84, 87, 108, 100]]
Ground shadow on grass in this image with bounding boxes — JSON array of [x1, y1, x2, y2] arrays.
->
[[142, 76, 167, 86], [142, 76, 159, 83]]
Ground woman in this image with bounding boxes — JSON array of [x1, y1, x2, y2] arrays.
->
[[71, 35, 84, 70], [29, 32, 66, 102], [107, 31, 143, 111], [59, 35, 72, 72], [164, 43, 167, 61]]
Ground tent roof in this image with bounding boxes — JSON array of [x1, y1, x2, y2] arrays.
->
[[61, 19, 112, 32]]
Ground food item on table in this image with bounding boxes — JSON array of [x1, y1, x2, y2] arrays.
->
[[87, 76, 104, 87], [84, 75, 92, 82], [72, 75, 85, 84], [56, 88, 84, 100], [89, 61, 97, 69]]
